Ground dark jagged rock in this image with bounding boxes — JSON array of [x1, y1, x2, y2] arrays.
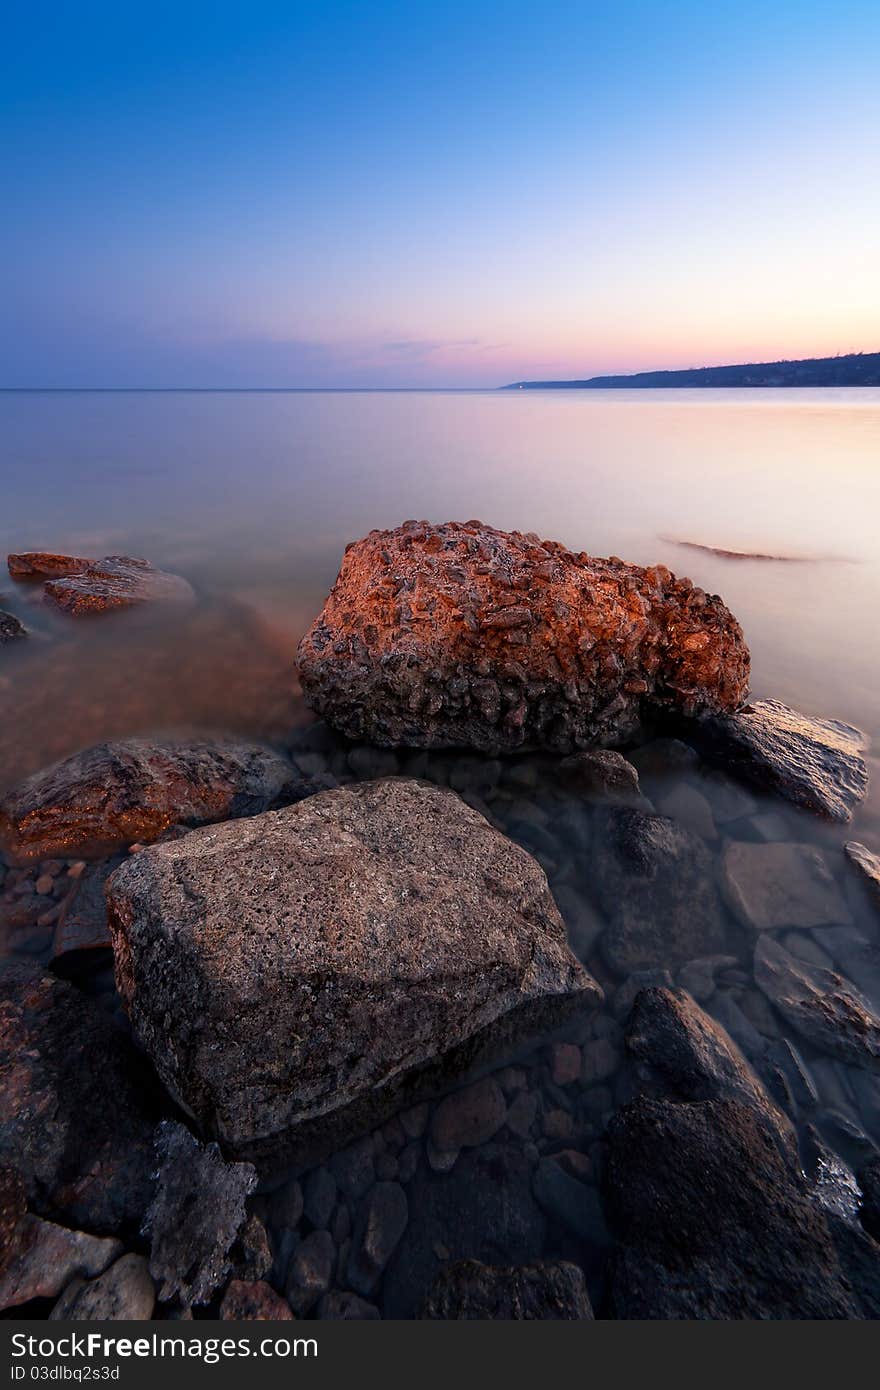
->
[[858, 1158, 880, 1242], [590, 806, 726, 974], [846, 842, 880, 906], [557, 749, 643, 802], [0, 611, 26, 644], [106, 779, 601, 1165], [144, 1121, 256, 1308], [8, 552, 93, 579], [754, 936, 880, 1071], [0, 962, 158, 1233], [604, 1095, 871, 1318], [684, 699, 869, 822], [297, 520, 750, 753], [51, 861, 117, 966], [422, 1258, 593, 1319], [42, 556, 194, 614], [0, 735, 307, 863], [0, 1166, 27, 1269], [626, 986, 796, 1157], [383, 1141, 546, 1318]]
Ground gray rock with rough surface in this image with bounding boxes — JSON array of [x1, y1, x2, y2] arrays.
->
[[722, 841, 850, 931], [685, 698, 869, 822], [754, 936, 880, 1071], [144, 1121, 256, 1308], [422, 1259, 593, 1319], [107, 779, 601, 1164], [0, 735, 306, 863], [591, 807, 726, 974]]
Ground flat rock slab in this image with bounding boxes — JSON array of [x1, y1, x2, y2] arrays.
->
[[0, 962, 159, 1233], [0, 735, 304, 862], [590, 806, 727, 974], [722, 841, 850, 931], [8, 552, 93, 578], [0, 1216, 121, 1310], [107, 778, 600, 1165], [43, 556, 195, 614], [0, 611, 26, 644], [846, 841, 880, 905], [422, 1259, 593, 1319], [145, 1121, 256, 1308], [686, 699, 869, 822], [754, 936, 880, 1071], [297, 520, 750, 753]]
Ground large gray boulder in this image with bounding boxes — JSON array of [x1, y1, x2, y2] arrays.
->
[[684, 698, 869, 822], [0, 735, 310, 863], [107, 779, 601, 1165], [297, 520, 750, 753]]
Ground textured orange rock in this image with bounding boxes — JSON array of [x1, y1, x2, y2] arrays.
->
[[43, 556, 194, 613], [297, 520, 750, 752]]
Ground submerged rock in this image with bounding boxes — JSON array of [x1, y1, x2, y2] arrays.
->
[[43, 555, 194, 614], [144, 1121, 257, 1308], [0, 1216, 121, 1310], [219, 1279, 294, 1320], [590, 807, 726, 974], [51, 860, 117, 965], [626, 986, 796, 1157], [0, 611, 26, 644], [107, 779, 600, 1165], [297, 520, 750, 753], [0, 734, 306, 862], [722, 841, 850, 931], [685, 698, 869, 822], [558, 749, 643, 802], [422, 1259, 593, 1319], [0, 962, 158, 1233], [604, 1095, 871, 1318], [754, 936, 880, 1071]]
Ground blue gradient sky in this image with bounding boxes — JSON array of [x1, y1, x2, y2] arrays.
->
[[3, 1, 879, 387]]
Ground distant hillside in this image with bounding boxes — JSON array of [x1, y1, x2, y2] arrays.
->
[[503, 350, 880, 390]]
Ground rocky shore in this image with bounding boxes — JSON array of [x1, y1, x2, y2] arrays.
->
[[1, 523, 879, 1320]]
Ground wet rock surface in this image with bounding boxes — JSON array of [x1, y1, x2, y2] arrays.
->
[[41, 556, 195, 615], [0, 734, 308, 863], [723, 841, 850, 931], [685, 699, 869, 822], [144, 1121, 257, 1308], [8, 553, 93, 579], [422, 1258, 594, 1319], [297, 520, 750, 753], [754, 936, 880, 1071], [604, 1095, 873, 1318], [846, 841, 880, 905], [0, 962, 158, 1232], [106, 779, 600, 1164], [590, 807, 726, 973]]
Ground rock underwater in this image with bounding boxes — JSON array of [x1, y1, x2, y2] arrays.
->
[[106, 777, 601, 1166], [297, 520, 750, 753]]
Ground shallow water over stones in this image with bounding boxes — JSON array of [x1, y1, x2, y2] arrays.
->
[[3, 708, 877, 1319]]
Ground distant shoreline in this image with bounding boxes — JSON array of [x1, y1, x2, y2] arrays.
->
[[503, 350, 880, 390]]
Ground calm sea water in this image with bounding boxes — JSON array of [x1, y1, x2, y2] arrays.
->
[[1, 387, 878, 807]]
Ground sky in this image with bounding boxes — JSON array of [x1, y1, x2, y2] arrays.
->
[[2, 1, 879, 388]]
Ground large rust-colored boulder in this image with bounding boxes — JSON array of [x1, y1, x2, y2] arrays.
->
[[106, 778, 601, 1166], [0, 735, 309, 863], [296, 520, 750, 753]]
